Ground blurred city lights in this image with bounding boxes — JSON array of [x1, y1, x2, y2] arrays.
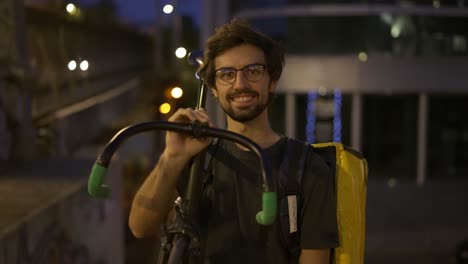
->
[[163, 4, 174, 14], [391, 24, 401, 38], [380, 13, 393, 25], [80, 60, 89, 71], [171, 87, 183, 99], [453, 35, 467, 52], [66, 3, 77, 14], [175, 47, 187, 59], [159, 103, 171, 114], [433, 0, 440, 8], [318, 86, 327, 96], [306, 91, 317, 143], [387, 178, 398, 188], [358, 52, 368, 62], [68, 60, 77, 71], [333, 89, 342, 143]]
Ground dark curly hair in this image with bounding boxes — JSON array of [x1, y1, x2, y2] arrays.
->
[[198, 18, 285, 89]]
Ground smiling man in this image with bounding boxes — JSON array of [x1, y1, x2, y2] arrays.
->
[[129, 19, 339, 264]]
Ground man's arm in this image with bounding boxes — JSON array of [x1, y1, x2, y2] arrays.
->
[[299, 150, 339, 263], [128, 108, 213, 238], [128, 153, 187, 238], [299, 249, 330, 264]]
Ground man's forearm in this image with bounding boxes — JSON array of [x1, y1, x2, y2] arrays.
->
[[299, 249, 330, 264], [129, 153, 188, 238]]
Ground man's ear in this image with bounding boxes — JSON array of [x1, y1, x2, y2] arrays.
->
[[211, 88, 218, 98]]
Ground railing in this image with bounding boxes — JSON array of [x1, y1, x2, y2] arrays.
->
[[13, 6, 157, 157], [24, 6, 154, 121]]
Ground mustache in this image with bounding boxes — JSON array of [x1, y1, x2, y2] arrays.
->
[[227, 89, 258, 100]]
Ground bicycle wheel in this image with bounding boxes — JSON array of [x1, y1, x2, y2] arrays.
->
[[167, 235, 189, 264]]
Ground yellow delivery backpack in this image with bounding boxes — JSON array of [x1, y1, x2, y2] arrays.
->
[[279, 139, 368, 264]]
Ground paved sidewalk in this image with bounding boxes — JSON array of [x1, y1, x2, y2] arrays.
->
[[365, 179, 468, 264]]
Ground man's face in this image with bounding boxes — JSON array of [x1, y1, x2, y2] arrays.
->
[[212, 44, 276, 123]]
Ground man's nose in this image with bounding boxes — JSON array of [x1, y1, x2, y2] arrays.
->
[[233, 70, 248, 89]]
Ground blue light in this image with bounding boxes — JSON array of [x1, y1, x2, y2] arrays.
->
[[306, 91, 317, 143], [333, 89, 342, 142]]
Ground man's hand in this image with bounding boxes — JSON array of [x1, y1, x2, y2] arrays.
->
[[129, 107, 214, 238], [165, 108, 214, 162]]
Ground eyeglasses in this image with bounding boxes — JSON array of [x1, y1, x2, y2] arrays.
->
[[215, 64, 266, 85]]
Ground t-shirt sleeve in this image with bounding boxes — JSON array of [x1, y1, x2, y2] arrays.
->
[[300, 150, 340, 249]]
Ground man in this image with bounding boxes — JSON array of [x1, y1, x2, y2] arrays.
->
[[129, 19, 339, 263]]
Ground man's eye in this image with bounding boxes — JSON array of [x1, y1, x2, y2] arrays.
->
[[221, 71, 235, 79], [248, 66, 262, 75]]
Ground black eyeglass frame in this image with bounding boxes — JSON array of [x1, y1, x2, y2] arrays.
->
[[214, 64, 267, 85]]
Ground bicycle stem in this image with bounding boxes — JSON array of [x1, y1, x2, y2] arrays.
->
[[87, 121, 277, 225]]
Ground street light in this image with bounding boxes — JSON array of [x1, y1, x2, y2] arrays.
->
[[80, 60, 89, 71], [161, 1, 181, 71], [68, 60, 77, 71], [159, 103, 171, 114], [163, 4, 174, 14], [171, 87, 183, 99], [358, 52, 368, 62], [175, 47, 187, 58], [66, 3, 77, 14]]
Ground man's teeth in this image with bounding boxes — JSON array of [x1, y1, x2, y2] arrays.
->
[[233, 96, 253, 102]]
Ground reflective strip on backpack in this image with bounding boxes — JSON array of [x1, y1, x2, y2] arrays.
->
[[287, 195, 298, 233]]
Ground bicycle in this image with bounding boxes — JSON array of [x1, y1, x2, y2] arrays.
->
[[87, 51, 277, 264]]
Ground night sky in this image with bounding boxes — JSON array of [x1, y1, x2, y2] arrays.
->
[[75, 0, 200, 25]]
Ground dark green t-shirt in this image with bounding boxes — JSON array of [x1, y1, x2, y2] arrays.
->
[[180, 137, 339, 264]]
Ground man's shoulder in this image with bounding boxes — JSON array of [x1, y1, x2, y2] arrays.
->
[[281, 139, 334, 177], [282, 138, 319, 161], [279, 138, 332, 177]]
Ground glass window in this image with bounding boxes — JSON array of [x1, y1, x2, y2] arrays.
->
[[428, 95, 468, 178], [362, 95, 418, 180]]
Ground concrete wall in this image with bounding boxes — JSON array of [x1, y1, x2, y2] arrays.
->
[[278, 55, 468, 94], [0, 159, 125, 264]]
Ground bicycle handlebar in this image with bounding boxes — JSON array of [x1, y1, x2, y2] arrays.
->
[[87, 120, 277, 225]]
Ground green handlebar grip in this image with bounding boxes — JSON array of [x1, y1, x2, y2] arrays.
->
[[256, 192, 277, 226], [88, 163, 112, 197]]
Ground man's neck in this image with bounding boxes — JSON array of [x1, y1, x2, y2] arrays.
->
[[226, 112, 281, 149]]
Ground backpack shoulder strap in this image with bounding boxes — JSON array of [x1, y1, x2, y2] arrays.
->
[[279, 138, 310, 259], [279, 138, 309, 193]]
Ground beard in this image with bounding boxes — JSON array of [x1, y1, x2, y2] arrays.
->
[[219, 91, 274, 123]]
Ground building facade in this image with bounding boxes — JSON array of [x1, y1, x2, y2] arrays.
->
[[200, 0, 468, 184]]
